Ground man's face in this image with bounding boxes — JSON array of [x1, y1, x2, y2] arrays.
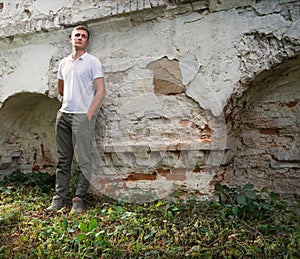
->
[[70, 29, 89, 50]]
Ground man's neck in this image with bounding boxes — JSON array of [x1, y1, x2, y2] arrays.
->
[[72, 48, 86, 60]]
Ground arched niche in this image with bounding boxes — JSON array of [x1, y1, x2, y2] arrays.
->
[[224, 54, 300, 198], [0, 92, 61, 178]]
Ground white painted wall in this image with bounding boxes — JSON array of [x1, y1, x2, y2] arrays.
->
[[0, 0, 299, 201]]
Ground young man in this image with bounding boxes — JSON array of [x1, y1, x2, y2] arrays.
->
[[47, 25, 105, 214]]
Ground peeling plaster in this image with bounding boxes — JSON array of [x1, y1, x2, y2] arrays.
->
[[0, 44, 56, 103], [0, 0, 299, 200]]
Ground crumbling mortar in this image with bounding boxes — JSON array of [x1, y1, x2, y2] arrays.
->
[[0, 0, 211, 39], [226, 32, 299, 119], [0, 1, 172, 38], [251, 0, 299, 20]]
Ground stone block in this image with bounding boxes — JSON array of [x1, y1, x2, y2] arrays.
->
[[296, 110, 300, 124], [0, 149, 21, 180], [272, 178, 300, 195], [209, 0, 255, 12], [186, 170, 214, 192], [192, 1, 208, 12], [111, 152, 135, 167], [186, 150, 206, 168], [271, 160, 300, 169], [270, 118, 294, 128], [166, 168, 187, 181], [160, 151, 183, 167], [275, 151, 300, 162]]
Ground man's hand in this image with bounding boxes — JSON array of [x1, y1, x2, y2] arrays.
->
[[87, 77, 105, 121], [86, 112, 94, 121]]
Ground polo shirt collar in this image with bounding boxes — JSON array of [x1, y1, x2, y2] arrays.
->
[[79, 52, 88, 60], [68, 52, 88, 61]]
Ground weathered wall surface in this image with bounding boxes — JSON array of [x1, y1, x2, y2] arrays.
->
[[0, 0, 299, 201], [224, 54, 300, 198]]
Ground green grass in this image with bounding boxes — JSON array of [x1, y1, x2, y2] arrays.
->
[[0, 171, 299, 258]]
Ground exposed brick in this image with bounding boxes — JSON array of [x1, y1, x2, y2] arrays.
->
[[124, 173, 157, 181], [259, 128, 279, 135], [284, 101, 297, 108], [156, 168, 171, 176], [1, 0, 299, 202], [166, 168, 187, 181], [225, 52, 300, 197], [146, 57, 185, 96]]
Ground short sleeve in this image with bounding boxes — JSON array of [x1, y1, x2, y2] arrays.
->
[[57, 59, 64, 80], [91, 58, 104, 80]]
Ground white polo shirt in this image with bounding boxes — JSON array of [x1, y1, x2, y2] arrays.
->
[[57, 52, 104, 114]]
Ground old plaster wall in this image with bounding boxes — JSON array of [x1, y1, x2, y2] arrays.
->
[[0, 0, 299, 201], [224, 54, 300, 197]]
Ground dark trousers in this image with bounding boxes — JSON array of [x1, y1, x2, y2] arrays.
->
[[55, 111, 96, 200]]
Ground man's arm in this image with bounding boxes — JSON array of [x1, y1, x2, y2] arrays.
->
[[87, 77, 105, 121], [58, 79, 64, 96]]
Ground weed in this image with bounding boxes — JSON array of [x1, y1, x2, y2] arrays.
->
[[0, 172, 299, 258]]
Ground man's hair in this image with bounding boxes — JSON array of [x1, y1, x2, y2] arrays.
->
[[71, 25, 90, 40]]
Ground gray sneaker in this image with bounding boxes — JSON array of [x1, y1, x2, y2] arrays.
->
[[46, 195, 64, 211], [71, 196, 86, 214]]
